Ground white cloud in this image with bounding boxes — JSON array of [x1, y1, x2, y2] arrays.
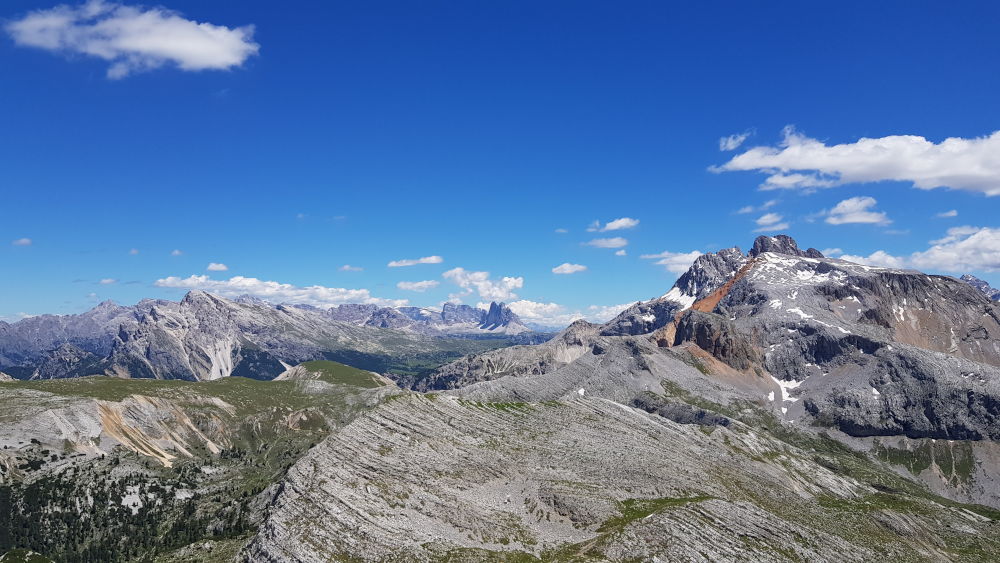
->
[[99, 278, 117, 285], [129, 248, 139, 255], [11, 238, 32, 246], [586, 302, 637, 322], [824, 196, 891, 226], [755, 212, 784, 226], [554, 228, 568, 234], [584, 237, 628, 249], [640, 250, 702, 274], [719, 130, 753, 151], [838, 251, 907, 269], [339, 264, 363, 272], [752, 212, 789, 233], [835, 226, 1000, 272], [753, 222, 790, 233], [936, 209, 958, 218], [387, 255, 443, 267], [615, 249, 627, 256], [442, 267, 523, 302], [552, 263, 587, 275], [171, 249, 183, 256], [587, 217, 639, 232], [821, 247, 844, 257], [6, 0, 260, 79], [396, 280, 439, 292], [735, 199, 778, 214], [505, 300, 635, 326], [206, 262, 228, 271], [911, 226, 1000, 271], [715, 126, 1000, 195], [507, 300, 580, 325], [154, 275, 407, 307]]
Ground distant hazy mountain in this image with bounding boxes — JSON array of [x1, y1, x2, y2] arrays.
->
[[0, 293, 537, 381], [327, 300, 530, 335], [962, 274, 1000, 301]]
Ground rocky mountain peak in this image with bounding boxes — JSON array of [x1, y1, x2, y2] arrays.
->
[[961, 274, 1000, 301], [749, 234, 824, 259], [480, 302, 520, 331]]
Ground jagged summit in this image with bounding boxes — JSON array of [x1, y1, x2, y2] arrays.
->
[[962, 274, 1000, 301], [748, 234, 824, 259]]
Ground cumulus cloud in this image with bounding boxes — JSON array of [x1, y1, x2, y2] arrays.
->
[[99, 278, 117, 285], [552, 263, 587, 275], [715, 126, 1000, 195], [838, 250, 907, 269], [836, 226, 1000, 272], [443, 268, 523, 302], [640, 250, 702, 274], [615, 249, 627, 256], [936, 209, 958, 218], [387, 255, 443, 267], [587, 217, 639, 232], [506, 300, 635, 327], [339, 264, 363, 272], [154, 275, 407, 307], [824, 196, 891, 226], [5, 0, 260, 79], [584, 237, 628, 249], [11, 238, 32, 246], [821, 248, 844, 257], [396, 280, 439, 292], [206, 262, 228, 271], [719, 129, 753, 151]]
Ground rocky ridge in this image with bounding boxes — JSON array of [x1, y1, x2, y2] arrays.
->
[[0, 293, 533, 382]]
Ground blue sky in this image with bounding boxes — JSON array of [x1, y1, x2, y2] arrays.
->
[[2, 1, 1000, 325]]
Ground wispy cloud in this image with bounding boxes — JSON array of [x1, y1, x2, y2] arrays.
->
[[11, 238, 32, 246], [339, 264, 363, 272], [753, 212, 789, 232], [5, 0, 260, 79], [397, 280, 439, 292], [640, 250, 702, 274], [388, 255, 443, 267], [715, 126, 1000, 195], [735, 199, 778, 214], [584, 237, 628, 249], [586, 217, 639, 232], [154, 275, 407, 307], [936, 209, 958, 218], [99, 278, 117, 285], [719, 129, 753, 151], [552, 263, 587, 275], [171, 249, 183, 256]]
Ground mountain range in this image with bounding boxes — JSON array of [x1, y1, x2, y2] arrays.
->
[[3, 234, 1000, 561], [0, 296, 536, 382]]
